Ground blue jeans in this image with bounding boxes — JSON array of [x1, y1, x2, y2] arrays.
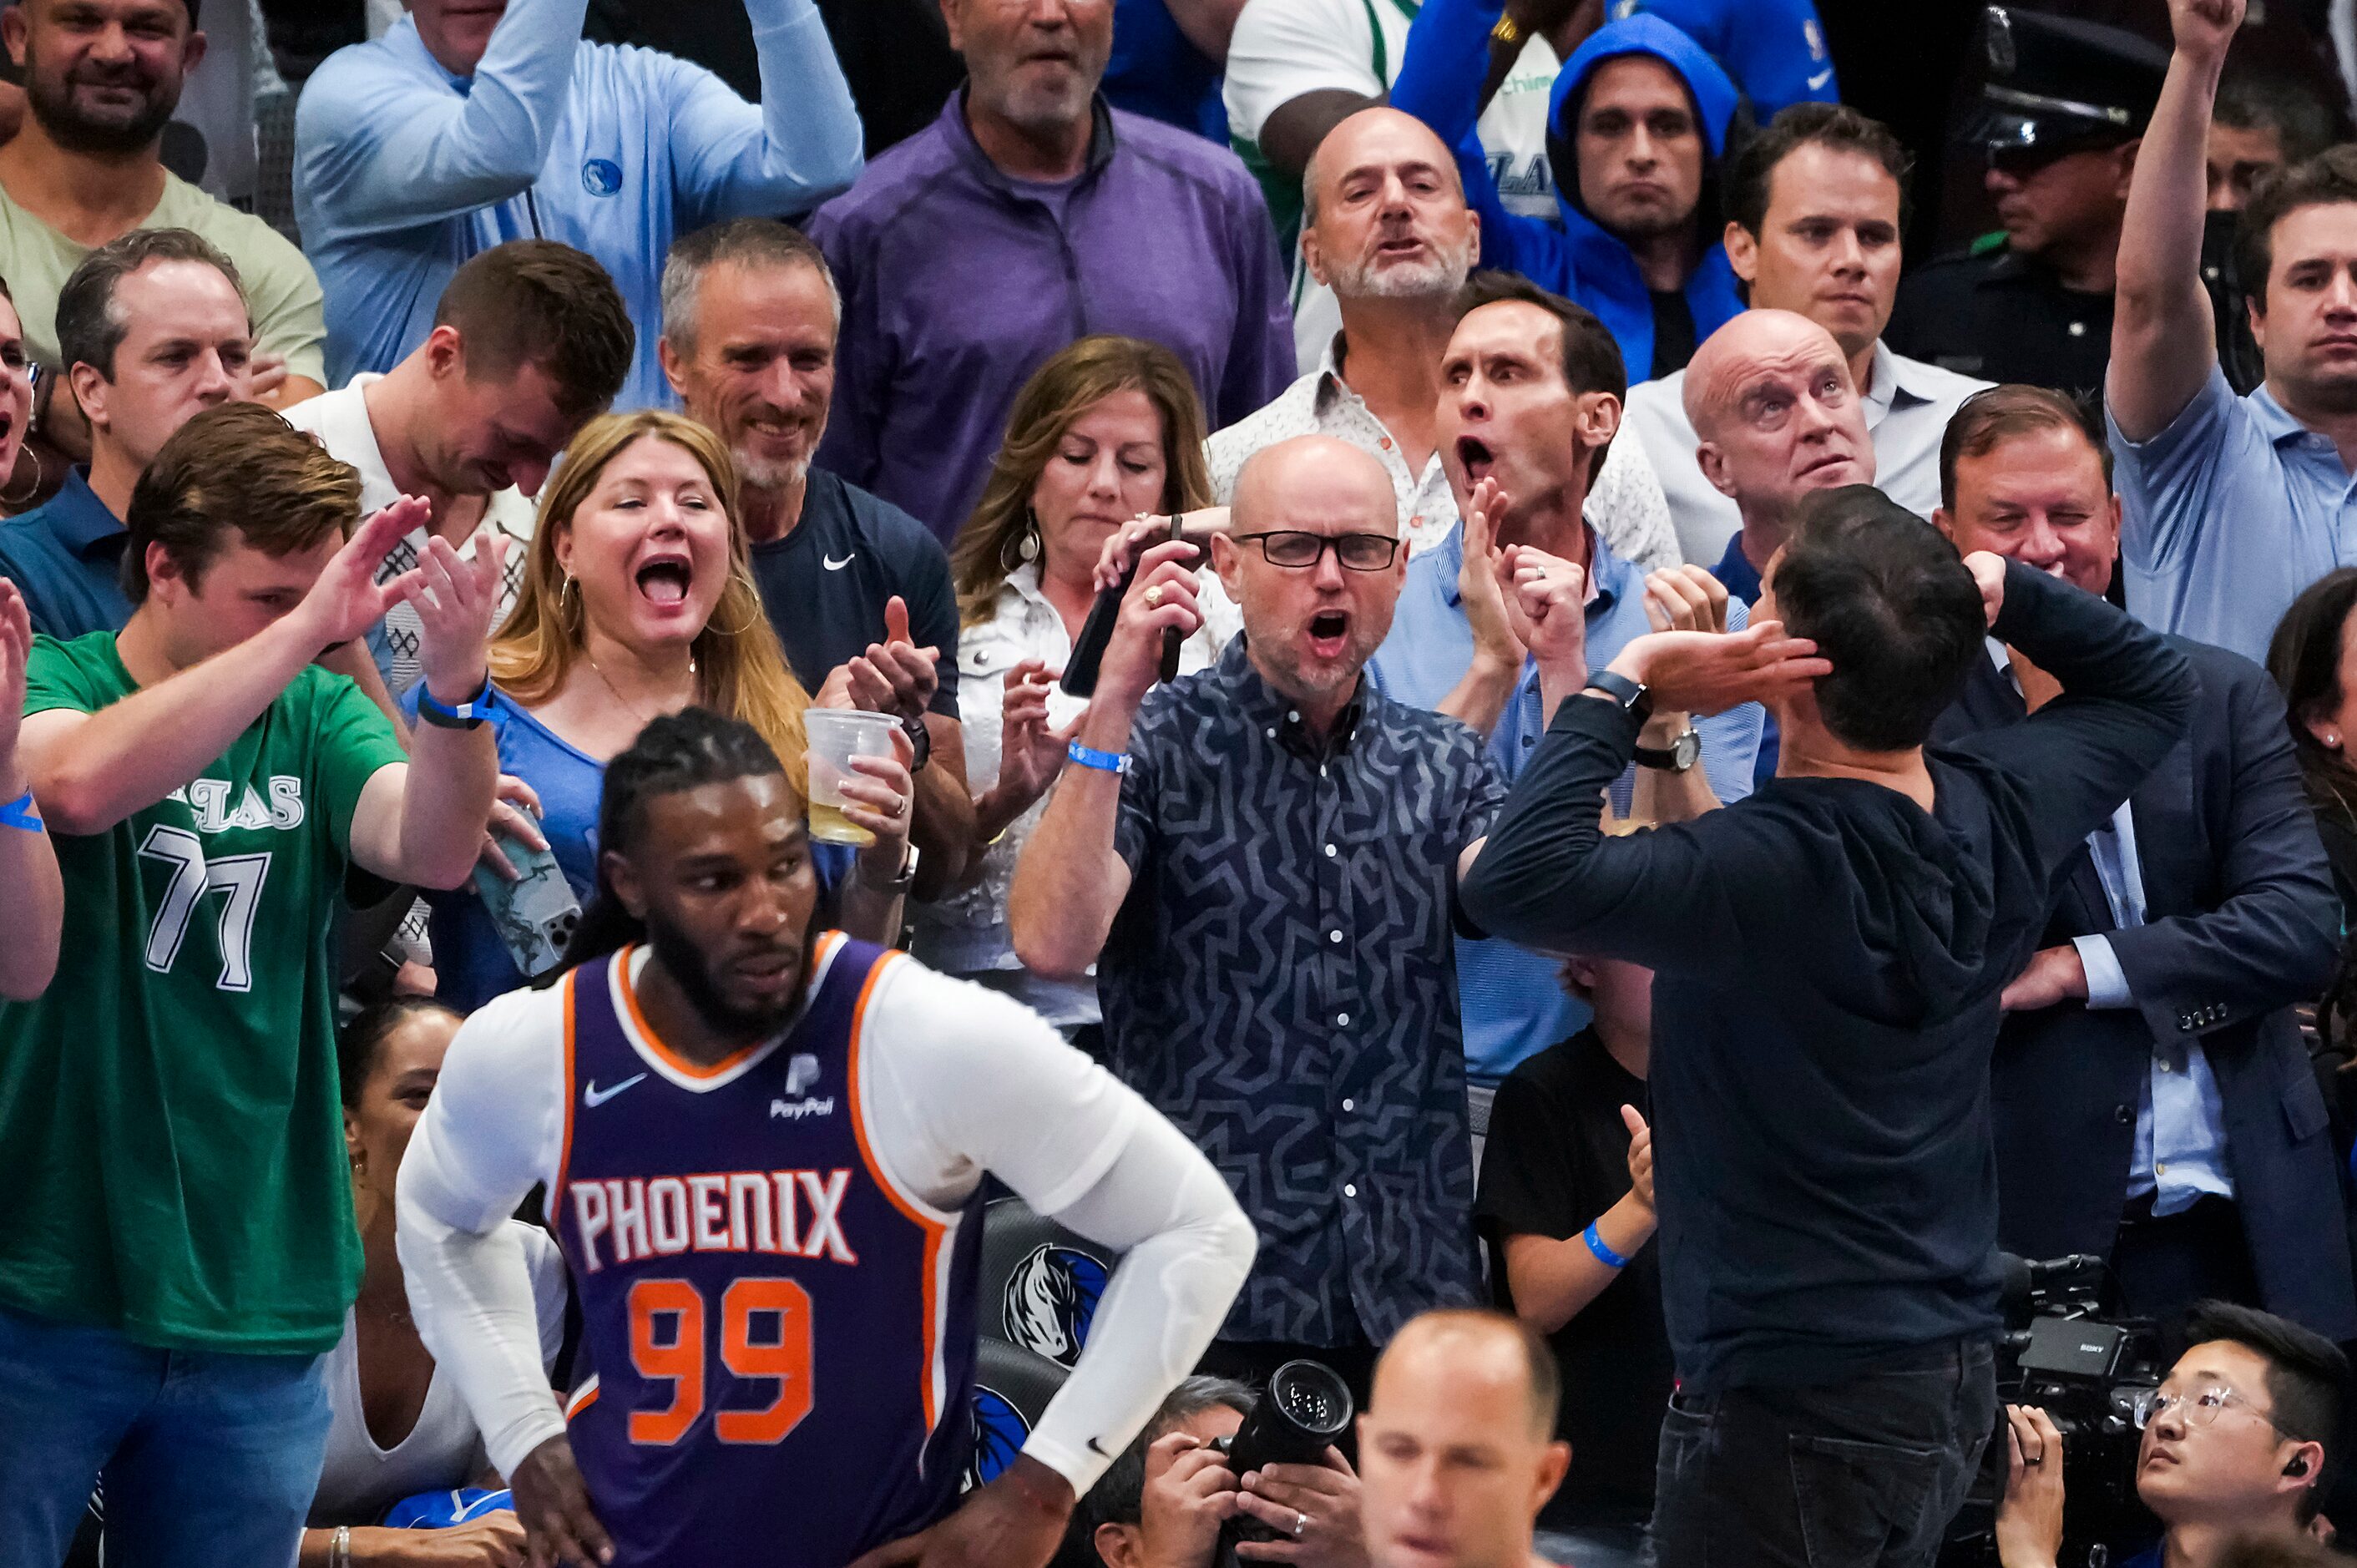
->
[[1651, 1338, 1996, 1568], [0, 1304, 331, 1568]]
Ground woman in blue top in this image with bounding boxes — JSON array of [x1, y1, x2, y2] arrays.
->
[[407, 411, 914, 1012]]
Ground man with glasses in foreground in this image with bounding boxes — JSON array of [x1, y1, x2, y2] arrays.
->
[[1012, 432, 1516, 1403], [1996, 1301, 2347, 1568]]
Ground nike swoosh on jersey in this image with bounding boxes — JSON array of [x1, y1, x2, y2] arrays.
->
[[1806, 68, 1834, 89], [823, 553, 857, 571], [583, 1073, 649, 1108]]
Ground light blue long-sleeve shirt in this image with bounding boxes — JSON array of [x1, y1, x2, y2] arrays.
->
[[293, 0, 863, 411], [1370, 524, 1763, 1081]]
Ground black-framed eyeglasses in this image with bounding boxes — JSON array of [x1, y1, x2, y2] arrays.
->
[[1233, 530, 1401, 571]]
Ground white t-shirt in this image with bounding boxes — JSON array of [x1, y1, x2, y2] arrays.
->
[[281, 375, 537, 696], [1225, 0, 1564, 372], [309, 1222, 569, 1527], [396, 940, 1256, 1495]]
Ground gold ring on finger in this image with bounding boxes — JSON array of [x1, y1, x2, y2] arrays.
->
[[1143, 584, 1165, 608]]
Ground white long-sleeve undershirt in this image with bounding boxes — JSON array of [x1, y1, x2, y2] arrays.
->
[[395, 946, 1255, 1495]]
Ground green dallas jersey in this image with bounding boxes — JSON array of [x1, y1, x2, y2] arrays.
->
[[0, 631, 407, 1353]]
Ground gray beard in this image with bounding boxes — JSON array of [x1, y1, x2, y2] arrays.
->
[[1332, 240, 1474, 304], [735, 449, 811, 495]]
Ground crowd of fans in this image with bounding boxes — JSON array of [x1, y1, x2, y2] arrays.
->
[[11, 0, 2357, 1565]]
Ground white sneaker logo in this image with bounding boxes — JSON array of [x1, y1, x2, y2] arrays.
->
[[822, 552, 857, 571], [583, 1073, 648, 1109]]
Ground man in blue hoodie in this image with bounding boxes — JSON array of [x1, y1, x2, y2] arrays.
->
[[1392, 2, 1744, 382]]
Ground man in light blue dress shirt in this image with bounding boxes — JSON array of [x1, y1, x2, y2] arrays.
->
[[1931, 380, 2353, 1340], [2107, 0, 2357, 665], [294, 0, 864, 411], [1369, 273, 1763, 1096]]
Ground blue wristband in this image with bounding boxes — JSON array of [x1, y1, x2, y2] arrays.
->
[[1066, 739, 1130, 775], [1583, 1220, 1631, 1270], [416, 675, 498, 732], [0, 788, 40, 833]]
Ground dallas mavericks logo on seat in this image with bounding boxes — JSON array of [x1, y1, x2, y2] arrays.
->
[[1002, 1245, 1107, 1369], [966, 1386, 1030, 1490]]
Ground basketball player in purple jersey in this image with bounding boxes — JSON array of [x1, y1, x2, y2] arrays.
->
[[395, 709, 1257, 1568]]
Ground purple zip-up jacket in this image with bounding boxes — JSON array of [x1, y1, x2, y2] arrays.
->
[[809, 91, 1294, 545]]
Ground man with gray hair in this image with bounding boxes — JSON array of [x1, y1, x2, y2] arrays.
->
[[660, 216, 972, 894], [1206, 107, 1677, 574], [0, 228, 253, 640]]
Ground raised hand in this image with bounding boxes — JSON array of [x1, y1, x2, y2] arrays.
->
[[2167, 0, 2243, 59], [294, 495, 435, 656], [1458, 478, 1523, 672], [1995, 1405, 2067, 1568], [993, 659, 1083, 820], [0, 579, 30, 774], [1093, 508, 1233, 592], [477, 774, 549, 883], [841, 726, 918, 884], [1232, 1446, 1363, 1566], [1621, 1105, 1654, 1212], [1963, 550, 2008, 630], [837, 597, 941, 724], [409, 527, 508, 707], [1136, 1431, 1241, 1568], [1642, 564, 1730, 636], [1621, 620, 1831, 717], [508, 1434, 612, 1568], [1497, 544, 1587, 676], [1098, 540, 1204, 709]]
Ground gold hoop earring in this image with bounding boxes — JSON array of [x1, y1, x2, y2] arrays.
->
[[0, 443, 43, 510]]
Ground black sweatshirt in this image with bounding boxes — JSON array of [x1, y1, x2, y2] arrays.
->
[[1459, 564, 2195, 1393]]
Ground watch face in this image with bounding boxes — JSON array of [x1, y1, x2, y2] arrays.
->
[[1674, 731, 1701, 770]]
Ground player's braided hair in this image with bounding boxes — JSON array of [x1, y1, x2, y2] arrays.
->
[[551, 707, 793, 981]]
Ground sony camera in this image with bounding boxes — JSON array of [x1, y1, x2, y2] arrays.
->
[[1210, 1360, 1354, 1568], [1940, 1254, 2163, 1568]]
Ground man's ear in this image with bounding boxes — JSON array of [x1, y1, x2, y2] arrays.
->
[[424, 324, 467, 382], [1579, 391, 1622, 448], [68, 362, 107, 437], [657, 332, 689, 402], [603, 850, 649, 919], [1, 6, 27, 68], [1723, 220, 1758, 284], [1535, 1439, 1572, 1508], [180, 27, 207, 78], [1210, 529, 1244, 602], [1696, 439, 1737, 501], [1093, 1522, 1142, 1568], [1930, 505, 1955, 544], [1301, 223, 1330, 290], [938, 0, 967, 53], [2112, 137, 2142, 199]]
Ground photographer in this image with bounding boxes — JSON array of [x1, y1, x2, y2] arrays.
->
[[1995, 1302, 2346, 1568], [1075, 1376, 1365, 1568]]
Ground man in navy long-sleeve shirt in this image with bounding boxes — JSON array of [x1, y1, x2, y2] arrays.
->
[[1460, 487, 2194, 1568]]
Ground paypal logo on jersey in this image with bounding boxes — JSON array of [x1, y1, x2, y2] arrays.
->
[[582, 158, 624, 198], [1003, 1245, 1107, 1370], [967, 1386, 1030, 1490]]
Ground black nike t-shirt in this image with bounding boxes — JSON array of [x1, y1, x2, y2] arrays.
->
[[750, 468, 960, 716]]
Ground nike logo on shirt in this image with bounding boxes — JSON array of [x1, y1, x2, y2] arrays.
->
[[1806, 68, 1834, 89], [823, 553, 857, 571], [584, 1074, 648, 1109]]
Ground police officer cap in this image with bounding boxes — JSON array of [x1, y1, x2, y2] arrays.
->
[[1976, 7, 2167, 154]]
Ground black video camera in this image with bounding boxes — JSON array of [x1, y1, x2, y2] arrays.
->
[[1940, 1255, 2162, 1568], [1211, 1360, 1354, 1568]]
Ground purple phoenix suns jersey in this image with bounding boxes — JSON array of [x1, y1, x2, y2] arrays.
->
[[552, 933, 984, 1565]]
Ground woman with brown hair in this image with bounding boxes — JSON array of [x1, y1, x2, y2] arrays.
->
[[406, 410, 914, 1011], [915, 336, 1239, 1040], [2268, 569, 2357, 908]]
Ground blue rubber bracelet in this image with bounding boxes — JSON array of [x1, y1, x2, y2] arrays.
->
[[1066, 739, 1130, 775], [0, 789, 40, 833], [1583, 1220, 1631, 1270]]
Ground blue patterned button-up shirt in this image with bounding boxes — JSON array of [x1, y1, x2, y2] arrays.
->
[[1106, 636, 1505, 1346]]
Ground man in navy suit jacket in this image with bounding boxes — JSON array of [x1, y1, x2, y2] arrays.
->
[[1930, 384, 2355, 1343]]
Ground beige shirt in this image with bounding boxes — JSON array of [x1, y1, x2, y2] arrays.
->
[[0, 170, 326, 384]]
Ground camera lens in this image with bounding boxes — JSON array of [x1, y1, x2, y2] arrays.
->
[[1267, 1362, 1353, 1442]]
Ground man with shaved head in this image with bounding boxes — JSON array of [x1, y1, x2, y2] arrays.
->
[[1207, 106, 1678, 573], [1683, 307, 1878, 781], [1360, 1310, 1570, 1568], [1015, 433, 1509, 1400]]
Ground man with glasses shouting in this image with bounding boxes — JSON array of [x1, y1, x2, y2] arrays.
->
[[1996, 1301, 2349, 1568], [1013, 432, 1519, 1405]]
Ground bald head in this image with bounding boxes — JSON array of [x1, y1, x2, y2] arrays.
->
[[1233, 433, 1396, 534], [1682, 310, 1874, 528], [1373, 1311, 1559, 1440], [1302, 109, 1479, 303], [1683, 310, 1849, 436]]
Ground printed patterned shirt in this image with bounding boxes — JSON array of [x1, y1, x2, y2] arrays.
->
[[1105, 635, 1504, 1344]]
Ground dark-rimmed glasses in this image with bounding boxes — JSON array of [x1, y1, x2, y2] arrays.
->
[[1233, 530, 1401, 571]]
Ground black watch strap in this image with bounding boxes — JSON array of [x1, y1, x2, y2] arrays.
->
[[900, 709, 933, 772], [1633, 730, 1699, 771], [1582, 668, 1653, 723]]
